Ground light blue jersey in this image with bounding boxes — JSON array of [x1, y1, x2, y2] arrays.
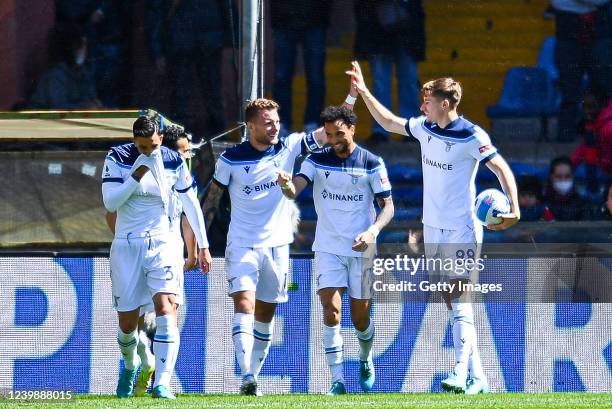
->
[[297, 145, 392, 257], [213, 132, 320, 248]]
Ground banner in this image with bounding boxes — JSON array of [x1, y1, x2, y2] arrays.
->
[[0, 256, 610, 394]]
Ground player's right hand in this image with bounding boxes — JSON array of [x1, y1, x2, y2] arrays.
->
[[276, 171, 292, 188], [198, 248, 212, 274], [345, 61, 368, 95], [132, 165, 150, 181]]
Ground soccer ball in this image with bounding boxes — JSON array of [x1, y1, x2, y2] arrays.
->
[[474, 189, 511, 225]]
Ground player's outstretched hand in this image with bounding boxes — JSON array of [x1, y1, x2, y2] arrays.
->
[[345, 61, 368, 95], [352, 230, 375, 252], [198, 248, 212, 274], [277, 171, 292, 188], [487, 213, 520, 231]]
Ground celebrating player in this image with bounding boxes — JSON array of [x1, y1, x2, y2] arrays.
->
[[204, 89, 357, 395], [102, 116, 212, 400], [277, 106, 394, 395], [346, 61, 520, 394]]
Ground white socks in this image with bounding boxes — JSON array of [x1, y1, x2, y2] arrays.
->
[[153, 315, 180, 387], [323, 324, 344, 383], [451, 299, 473, 377], [232, 313, 254, 377], [117, 328, 139, 370], [355, 320, 375, 362], [251, 319, 274, 379], [137, 329, 155, 372]]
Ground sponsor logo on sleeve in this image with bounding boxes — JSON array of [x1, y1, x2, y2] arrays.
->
[[479, 144, 492, 154]]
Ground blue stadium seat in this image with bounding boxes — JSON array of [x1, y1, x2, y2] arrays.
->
[[537, 36, 558, 83], [392, 187, 423, 204], [487, 67, 556, 118], [510, 162, 548, 179], [536, 36, 561, 114], [393, 207, 422, 221], [387, 164, 423, 183]]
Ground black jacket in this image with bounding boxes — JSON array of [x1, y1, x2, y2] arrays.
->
[[354, 0, 426, 61], [148, 0, 235, 59], [271, 1, 331, 31]]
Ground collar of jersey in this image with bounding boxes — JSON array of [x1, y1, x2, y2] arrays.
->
[[306, 146, 380, 174], [421, 116, 476, 143], [220, 141, 286, 165]]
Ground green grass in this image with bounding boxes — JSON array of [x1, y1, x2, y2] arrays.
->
[[4, 393, 611, 409]]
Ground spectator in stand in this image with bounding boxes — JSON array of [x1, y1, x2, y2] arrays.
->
[[551, 0, 612, 142], [55, 0, 131, 107], [518, 176, 555, 221], [29, 24, 102, 109], [571, 90, 612, 193], [354, 0, 426, 144], [147, 0, 233, 140], [271, 1, 331, 134], [543, 156, 589, 220]]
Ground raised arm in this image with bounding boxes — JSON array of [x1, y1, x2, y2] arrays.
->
[[485, 154, 520, 230], [346, 61, 409, 136], [312, 79, 360, 146]]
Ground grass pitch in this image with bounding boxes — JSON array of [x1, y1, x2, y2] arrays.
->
[[4, 393, 611, 408]]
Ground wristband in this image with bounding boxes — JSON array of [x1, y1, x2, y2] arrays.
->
[[345, 94, 357, 105], [367, 225, 380, 237]]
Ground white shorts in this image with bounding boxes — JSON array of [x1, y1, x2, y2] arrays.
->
[[315, 249, 375, 300], [225, 244, 290, 303], [423, 224, 483, 282], [110, 233, 183, 312]]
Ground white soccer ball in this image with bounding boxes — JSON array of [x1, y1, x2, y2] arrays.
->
[[474, 189, 511, 225]]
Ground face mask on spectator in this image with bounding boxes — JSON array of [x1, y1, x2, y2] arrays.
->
[[553, 180, 573, 195]]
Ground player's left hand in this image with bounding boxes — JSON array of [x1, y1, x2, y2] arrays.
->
[[198, 248, 212, 274], [352, 231, 375, 252], [487, 213, 520, 231]]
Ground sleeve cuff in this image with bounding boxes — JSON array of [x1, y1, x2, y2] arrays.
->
[[295, 173, 313, 184], [481, 151, 498, 164], [102, 177, 124, 183], [212, 178, 228, 188], [374, 190, 392, 198], [404, 121, 416, 140]]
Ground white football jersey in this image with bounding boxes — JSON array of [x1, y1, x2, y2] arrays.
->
[[102, 143, 195, 237], [213, 132, 321, 248], [297, 145, 392, 257], [406, 115, 498, 230]]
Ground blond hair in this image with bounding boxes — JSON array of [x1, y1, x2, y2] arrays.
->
[[245, 98, 280, 122], [422, 78, 462, 109]]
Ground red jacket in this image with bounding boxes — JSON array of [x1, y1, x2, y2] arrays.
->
[[571, 100, 612, 176]]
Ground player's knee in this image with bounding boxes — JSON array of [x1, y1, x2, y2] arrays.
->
[[322, 305, 341, 326], [234, 299, 255, 314], [351, 315, 370, 332], [118, 319, 138, 334]]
